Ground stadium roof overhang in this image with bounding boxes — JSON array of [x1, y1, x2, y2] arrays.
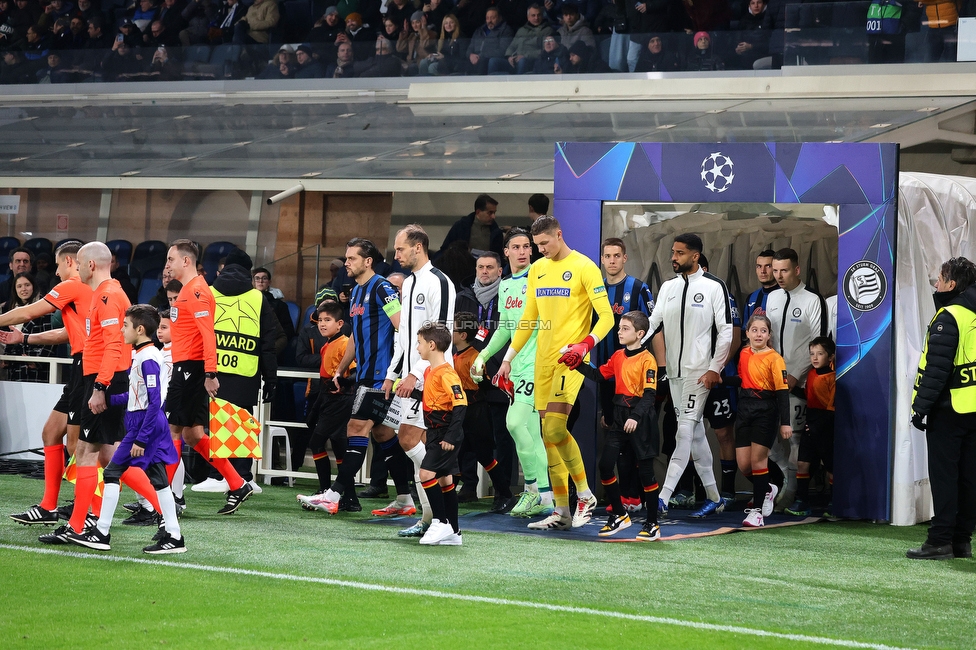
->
[[0, 63, 974, 194]]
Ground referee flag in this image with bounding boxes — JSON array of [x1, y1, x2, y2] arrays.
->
[[63, 456, 105, 497], [209, 398, 263, 459]]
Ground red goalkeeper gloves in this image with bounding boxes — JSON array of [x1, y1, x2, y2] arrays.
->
[[557, 335, 597, 370], [492, 373, 515, 404]]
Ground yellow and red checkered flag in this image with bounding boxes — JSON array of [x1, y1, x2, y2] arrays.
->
[[209, 397, 263, 459], [63, 455, 105, 497]]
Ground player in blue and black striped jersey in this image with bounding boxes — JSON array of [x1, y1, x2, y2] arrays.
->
[[743, 249, 778, 326], [595, 238, 656, 513], [321, 238, 418, 517]]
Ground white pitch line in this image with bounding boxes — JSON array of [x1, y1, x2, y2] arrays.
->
[[0, 543, 911, 650]]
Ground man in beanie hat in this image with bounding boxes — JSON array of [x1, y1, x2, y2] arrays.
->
[[295, 43, 325, 77], [191, 248, 284, 494]]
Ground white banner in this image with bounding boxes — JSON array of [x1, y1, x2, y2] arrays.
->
[[0, 195, 20, 214]]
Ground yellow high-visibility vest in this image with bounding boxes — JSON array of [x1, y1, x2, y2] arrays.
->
[[211, 287, 263, 378], [914, 303, 976, 413]]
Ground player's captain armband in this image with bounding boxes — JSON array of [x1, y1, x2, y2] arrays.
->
[[194, 310, 210, 318], [593, 285, 606, 294], [382, 298, 401, 317], [100, 318, 119, 327]]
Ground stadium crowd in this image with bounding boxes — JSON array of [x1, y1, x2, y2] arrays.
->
[[2, 195, 973, 557], [1, 0, 972, 83]]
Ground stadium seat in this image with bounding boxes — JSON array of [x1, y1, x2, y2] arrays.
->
[[107, 239, 133, 268], [130, 240, 168, 289], [302, 303, 315, 327], [203, 241, 238, 280], [23, 237, 53, 259], [0, 236, 20, 267], [207, 44, 243, 80], [138, 276, 162, 303], [285, 300, 300, 331]]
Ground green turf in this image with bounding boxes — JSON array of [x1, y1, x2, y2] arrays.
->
[[2, 473, 974, 649]]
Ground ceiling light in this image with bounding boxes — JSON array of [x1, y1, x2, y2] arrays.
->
[[286, 126, 306, 132], [10, 157, 28, 162], [121, 128, 140, 133], [356, 156, 376, 162], [658, 124, 676, 129], [706, 109, 725, 114], [916, 107, 940, 113], [869, 123, 892, 128], [174, 115, 192, 120], [301, 172, 322, 178], [338, 113, 356, 118], [66, 142, 85, 148], [411, 140, 430, 146], [463, 125, 483, 131], [499, 173, 520, 179], [235, 141, 252, 146], [121, 170, 140, 176]]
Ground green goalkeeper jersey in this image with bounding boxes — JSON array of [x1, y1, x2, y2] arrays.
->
[[480, 265, 537, 378]]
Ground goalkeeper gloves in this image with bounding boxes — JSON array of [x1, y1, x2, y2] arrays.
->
[[557, 335, 597, 370], [470, 354, 486, 384], [492, 373, 515, 405]]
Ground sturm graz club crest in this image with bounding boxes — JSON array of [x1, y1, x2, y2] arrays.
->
[[843, 260, 887, 312], [701, 152, 735, 193]]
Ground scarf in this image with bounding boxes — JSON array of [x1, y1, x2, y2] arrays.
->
[[473, 275, 501, 307]]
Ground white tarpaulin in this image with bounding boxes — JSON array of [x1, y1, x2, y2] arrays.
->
[[893, 172, 976, 525]]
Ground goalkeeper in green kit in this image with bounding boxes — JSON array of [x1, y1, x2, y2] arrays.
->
[[470, 228, 554, 520]]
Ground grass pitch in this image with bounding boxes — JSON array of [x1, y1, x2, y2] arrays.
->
[[1, 474, 974, 649]]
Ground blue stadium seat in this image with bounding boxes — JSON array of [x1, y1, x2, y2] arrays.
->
[[203, 241, 238, 280], [0, 236, 20, 267], [107, 239, 133, 268], [23, 237, 53, 259], [130, 240, 168, 289], [293, 381, 307, 421], [138, 276, 162, 304], [302, 303, 315, 327], [285, 300, 300, 331]]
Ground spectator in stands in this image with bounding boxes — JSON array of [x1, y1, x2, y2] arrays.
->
[[355, 35, 403, 76], [75, 0, 100, 23], [685, 30, 724, 70], [23, 25, 52, 63], [0, 272, 54, 383], [1, 50, 32, 83], [199, 0, 244, 46], [634, 33, 680, 71], [258, 43, 295, 78], [438, 193, 503, 260], [102, 36, 148, 80], [129, 0, 160, 31], [558, 38, 609, 72], [382, 16, 402, 50], [36, 50, 71, 81], [384, 0, 415, 29], [9, 0, 42, 42], [398, 10, 434, 75], [38, 0, 72, 32], [557, 2, 596, 51], [465, 6, 513, 74], [307, 5, 343, 59], [326, 40, 356, 76], [68, 15, 88, 47], [0, 247, 32, 304], [532, 31, 565, 72], [111, 253, 138, 304], [252, 267, 296, 341], [625, 0, 676, 72], [489, 3, 552, 74], [419, 12, 464, 75], [422, 0, 449, 33], [157, 0, 186, 35], [339, 11, 375, 61], [144, 18, 181, 47], [118, 18, 143, 47], [50, 16, 73, 49], [233, 0, 279, 46], [919, 0, 958, 62], [84, 15, 114, 63], [455, 0, 492, 36], [294, 44, 325, 77], [730, 0, 770, 69], [149, 39, 182, 78], [681, 0, 730, 33]]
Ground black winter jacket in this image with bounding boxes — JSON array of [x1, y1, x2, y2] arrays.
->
[[913, 285, 976, 417]]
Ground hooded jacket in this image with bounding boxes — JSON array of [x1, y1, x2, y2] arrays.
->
[[211, 263, 283, 406], [913, 285, 976, 418]]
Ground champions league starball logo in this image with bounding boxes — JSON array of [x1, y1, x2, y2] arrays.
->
[[700, 152, 735, 193], [843, 260, 887, 312]]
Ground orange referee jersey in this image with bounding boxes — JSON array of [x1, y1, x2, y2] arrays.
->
[[423, 362, 467, 429], [170, 274, 218, 372], [453, 346, 480, 394], [737, 346, 790, 392], [598, 348, 657, 399], [83, 279, 132, 385], [806, 366, 836, 411], [44, 276, 93, 356], [319, 334, 350, 379]]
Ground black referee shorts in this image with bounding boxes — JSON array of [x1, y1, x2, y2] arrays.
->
[[53, 353, 85, 426], [78, 371, 128, 446], [167, 360, 209, 428]]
